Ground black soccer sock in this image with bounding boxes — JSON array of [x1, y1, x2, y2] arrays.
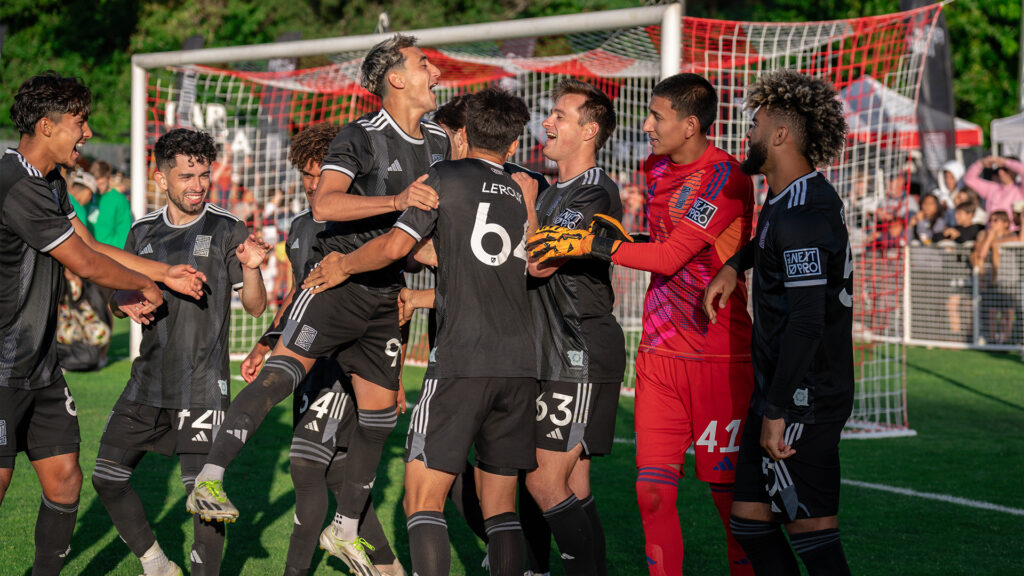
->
[[517, 482, 551, 573], [729, 516, 800, 576], [334, 406, 397, 528], [407, 511, 450, 576], [286, 457, 329, 572], [282, 567, 307, 576], [791, 528, 851, 576], [33, 495, 79, 576], [541, 495, 596, 575], [579, 494, 607, 576], [182, 454, 225, 576], [484, 512, 526, 576], [448, 461, 488, 543], [360, 499, 396, 565], [207, 356, 306, 468], [92, 459, 156, 557]]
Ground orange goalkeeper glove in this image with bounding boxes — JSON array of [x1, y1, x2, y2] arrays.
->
[[527, 214, 633, 262]]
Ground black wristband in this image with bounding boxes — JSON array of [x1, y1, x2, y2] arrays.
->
[[589, 236, 618, 261]]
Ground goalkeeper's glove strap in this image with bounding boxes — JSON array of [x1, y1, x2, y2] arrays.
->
[[589, 236, 621, 262]]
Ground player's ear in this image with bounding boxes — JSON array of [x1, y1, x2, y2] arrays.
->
[[774, 125, 789, 147], [154, 170, 169, 192], [388, 68, 406, 91], [685, 115, 701, 139], [38, 116, 53, 138], [504, 139, 520, 160], [582, 121, 599, 143]]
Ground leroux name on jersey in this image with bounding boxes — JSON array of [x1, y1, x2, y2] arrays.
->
[[481, 181, 522, 203]]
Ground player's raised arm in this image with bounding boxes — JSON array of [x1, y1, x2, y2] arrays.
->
[[236, 232, 270, 316], [70, 215, 206, 299], [50, 232, 164, 315]]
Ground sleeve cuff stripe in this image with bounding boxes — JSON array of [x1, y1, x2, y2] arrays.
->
[[784, 279, 828, 287], [393, 222, 422, 242], [321, 165, 355, 178], [40, 227, 75, 253]]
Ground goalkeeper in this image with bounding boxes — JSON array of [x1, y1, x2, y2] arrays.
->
[[530, 73, 756, 576]]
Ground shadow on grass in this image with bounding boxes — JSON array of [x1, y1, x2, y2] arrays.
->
[[907, 360, 1024, 413]]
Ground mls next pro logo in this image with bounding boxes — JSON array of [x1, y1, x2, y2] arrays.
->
[[783, 248, 821, 278]]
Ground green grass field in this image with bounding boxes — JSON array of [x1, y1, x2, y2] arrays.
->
[[1, 319, 1022, 575]]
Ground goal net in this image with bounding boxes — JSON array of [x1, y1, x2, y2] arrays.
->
[[133, 3, 944, 437]]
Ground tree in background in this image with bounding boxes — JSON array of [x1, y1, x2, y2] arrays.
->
[[0, 0, 1018, 142]]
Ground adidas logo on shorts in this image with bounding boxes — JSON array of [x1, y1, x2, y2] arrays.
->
[[192, 431, 208, 443], [305, 421, 319, 432], [546, 428, 564, 440]]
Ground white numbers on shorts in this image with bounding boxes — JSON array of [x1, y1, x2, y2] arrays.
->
[[64, 387, 77, 417], [384, 338, 402, 368], [177, 409, 223, 430], [535, 392, 574, 427], [309, 391, 335, 420], [696, 419, 741, 453]]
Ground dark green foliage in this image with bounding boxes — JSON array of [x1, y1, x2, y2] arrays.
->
[[0, 1, 1018, 144]]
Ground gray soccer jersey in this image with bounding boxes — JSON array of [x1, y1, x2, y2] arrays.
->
[[0, 149, 76, 390], [318, 108, 449, 290], [396, 158, 535, 379], [529, 166, 626, 383], [123, 203, 251, 409], [286, 209, 326, 284]]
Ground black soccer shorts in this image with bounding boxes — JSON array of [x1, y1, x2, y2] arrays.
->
[[280, 282, 402, 391], [291, 361, 357, 467], [405, 377, 538, 475], [535, 380, 619, 456], [733, 409, 845, 522], [0, 377, 80, 467], [99, 393, 229, 457]]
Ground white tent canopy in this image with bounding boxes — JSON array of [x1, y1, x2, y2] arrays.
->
[[991, 112, 1024, 157]]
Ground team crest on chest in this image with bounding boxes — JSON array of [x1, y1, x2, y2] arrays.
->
[[193, 235, 212, 257]]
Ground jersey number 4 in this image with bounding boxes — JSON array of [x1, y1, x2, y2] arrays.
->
[[471, 203, 527, 267], [697, 419, 741, 453]]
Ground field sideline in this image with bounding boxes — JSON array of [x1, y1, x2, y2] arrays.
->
[[0, 320, 1021, 575]]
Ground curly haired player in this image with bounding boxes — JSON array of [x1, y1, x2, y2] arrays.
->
[[705, 69, 853, 576]]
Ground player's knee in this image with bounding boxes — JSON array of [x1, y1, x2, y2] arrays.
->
[[356, 406, 398, 442], [42, 460, 82, 502], [92, 461, 132, 500], [524, 468, 557, 503], [289, 456, 327, 487], [636, 476, 676, 517]]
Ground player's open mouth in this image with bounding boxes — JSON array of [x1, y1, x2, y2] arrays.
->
[[184, 193, 205, 204], [545, 131, 557, 142]]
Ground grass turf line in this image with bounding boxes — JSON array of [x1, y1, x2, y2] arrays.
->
[[0, 319, 1021, 574]]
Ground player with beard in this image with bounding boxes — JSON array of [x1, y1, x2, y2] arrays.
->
[[92, 128, 269, 576], [0, 73, 205, 575], [529, 73, 755, 576], [704, 69, 853, 576], [303, 87, 536, 576], [188, 34, 448, 576], [239, 122, 405, 576]]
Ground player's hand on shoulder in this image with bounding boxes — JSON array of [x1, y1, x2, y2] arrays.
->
[[240, 342, 270, 383], [237, 233, 271, 270], [164, 264, 207, 300], [396, 174, 439, 212], [703, 265, 739, 324], [113, 288, 159, 325], [511, 171, 539, 205], [302, 252, 349, 293]]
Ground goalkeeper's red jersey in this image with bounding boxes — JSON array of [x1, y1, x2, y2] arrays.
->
[[613, 144, 754, 361]]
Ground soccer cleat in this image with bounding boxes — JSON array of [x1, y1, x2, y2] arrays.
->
[[319, 525, 381, 576], [185, 479, 238, 522], [138, 560, 183, 576]]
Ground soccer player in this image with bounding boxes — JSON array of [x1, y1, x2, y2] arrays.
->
[[92, 128, 269, 576], [302, 87, 535, 576], [529, 73, 755, 576], [188, 33, 448, 574], [0, 72, 205, 575], [521, 78, 622, 576], [239, 122, 404, 576], [704, 69, 853, 576]]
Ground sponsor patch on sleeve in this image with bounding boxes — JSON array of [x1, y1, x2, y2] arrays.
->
[[553, 209, 585, 229], [684, 197, 718, 229], [783, 247, 822, 278]]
